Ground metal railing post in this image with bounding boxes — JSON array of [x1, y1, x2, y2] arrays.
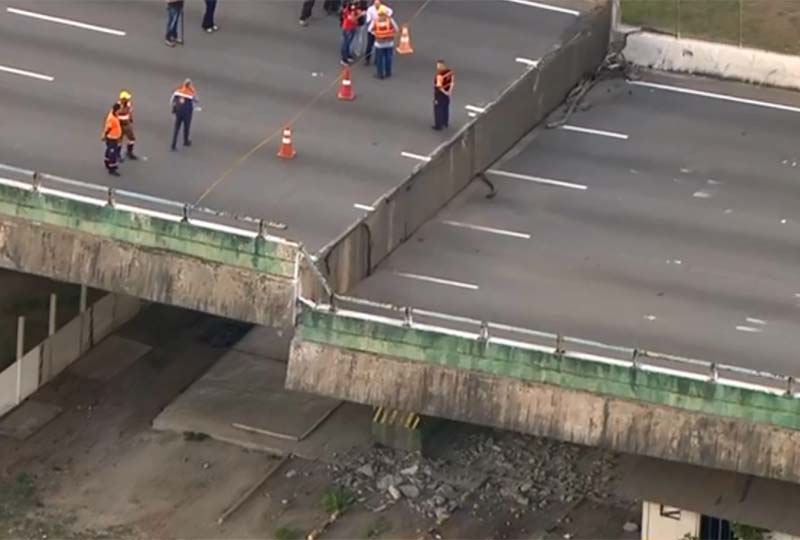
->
[[632, 349, 639, 370], [403, 307, 414, 328], [709, 363, 719, 383], [787, 377, 795, 397], [106, 187, 115, 208], [555, 334, 565, 355], [478, 321, 489, 343], [675, 0, 681, 38]]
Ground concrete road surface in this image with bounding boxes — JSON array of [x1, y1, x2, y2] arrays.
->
[[0, 0, 587, 250], [354, 72, 800, 376]]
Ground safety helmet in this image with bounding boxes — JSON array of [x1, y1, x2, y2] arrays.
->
[[378, 5, 387, 14], [119, 90, 132, 100]]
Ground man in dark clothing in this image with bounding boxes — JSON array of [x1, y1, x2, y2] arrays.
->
[[300, 0, 339, 26], [433, 59, 454, 130], [165, 0, 184, 46], [202, 0, 218, 32], [170, 79, 197, 150]]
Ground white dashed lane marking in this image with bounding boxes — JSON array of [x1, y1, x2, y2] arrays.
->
[[393, 271, 479, 290], [560, 125, 628, 140], [6, 7, 127, 36], [503, 0, 580, 16], [353, 203, 374, 211], [441, 220, 531, 239], [401, 151, 587, 191], [0, 64, 54, 82]]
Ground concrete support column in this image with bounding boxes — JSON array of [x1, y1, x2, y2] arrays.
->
[[371, 406, 443, 453], [79, 285, 88, 313], [16, 316, 25, 405], [48, 293, 57, 336]]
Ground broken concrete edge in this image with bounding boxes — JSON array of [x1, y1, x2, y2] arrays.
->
[[620, 26, 800, 91], [294, 310, 800, 432], [287, 339, 800, 484], [313, 1, 613, 296], [0, 215, 296, 326], [0, 183, 297, 278]]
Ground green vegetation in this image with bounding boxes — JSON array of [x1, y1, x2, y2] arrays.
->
[[364, 516, 392, 538], [274, 526, 303, 540], [182, 431, 210, 442], [621, 0, 800, 55], [321, 486, 355, 515], [732, 522, 768, 540]]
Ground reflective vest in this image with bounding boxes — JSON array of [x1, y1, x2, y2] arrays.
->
[[374, 17, 394, 42], [104, 111, 122, 140], [173, 84, 196, 103], [435, 69, 454, 94], [116, 101, 133, 123]]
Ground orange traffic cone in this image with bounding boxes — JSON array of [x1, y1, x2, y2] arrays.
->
[[396, 25, 414, 54], [337, 66, 355, 101], [277, 125, 296, 159]]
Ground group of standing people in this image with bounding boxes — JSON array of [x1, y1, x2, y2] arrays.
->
[[165, 0, 219, 47], [101, 80, 199, 176]]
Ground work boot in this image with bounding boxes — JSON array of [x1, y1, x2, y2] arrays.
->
[[107, 168, 120, 177], [127, 146, 139, 160]]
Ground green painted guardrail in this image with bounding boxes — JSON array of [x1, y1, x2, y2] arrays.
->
[[297, 306, 800, 432]]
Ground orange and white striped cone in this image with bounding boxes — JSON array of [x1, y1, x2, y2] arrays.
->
[[277, 125, 296, 159], [396, 24, 414, 54], [337, 66, 355, 101]]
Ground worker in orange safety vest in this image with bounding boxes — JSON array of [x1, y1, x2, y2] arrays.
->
[[433, 59, 454, 130], [116, 90, 138, 160], [101, 103, 123, 176], [170, 78, 198, 151], [368, 7, 398, 79]]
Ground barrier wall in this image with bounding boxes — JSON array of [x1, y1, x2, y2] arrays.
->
[[0, 292, 142, 418], [287, 307, 800, 484], [311, 3, 612, 296]]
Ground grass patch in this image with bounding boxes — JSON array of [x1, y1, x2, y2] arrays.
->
[[183, 431, 210, 442], [274, 526, 302, 540], [364, 516, 392, 539], [321, 486, 355, 515], [621, 0, 800, 55]]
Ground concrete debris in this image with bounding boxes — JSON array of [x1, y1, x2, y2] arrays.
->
[[399, 484, 420, 499], [327, 430, 619, 520], [388, 485, 402, 500], [356, 464, 374, 478], [285, 469, 297, 479], [623, 521, 640, 533]]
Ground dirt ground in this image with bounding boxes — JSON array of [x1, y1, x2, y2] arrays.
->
[[0, 301, 641, 540]]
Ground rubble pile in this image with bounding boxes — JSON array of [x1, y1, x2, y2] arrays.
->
[[329, 431, 618, 521]]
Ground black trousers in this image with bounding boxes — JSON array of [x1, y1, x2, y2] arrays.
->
[[433, 92, 450, 129], [202, 0, 217, 29], [300, 0, 314, 20], [104, 139, 121, 170], [171, 110, 193, 149]]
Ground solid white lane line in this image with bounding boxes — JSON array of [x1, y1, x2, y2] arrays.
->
[[353, 203, 374, 211], [7, 7, 126, 36], [441, 220, 531, 239], [487, 169, 587, 190], [467, 112, 477, 118], [746, 317, 767, 325], [393, 271, 479, 290], [0, 64, 53, 82], [401, 151, 431, 162], [630, 80, 800, 114], [503, 0, 580, 16], [560, 124, 629, 140], [465, 105, 486, 113], [515, 57, 540, 67]]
